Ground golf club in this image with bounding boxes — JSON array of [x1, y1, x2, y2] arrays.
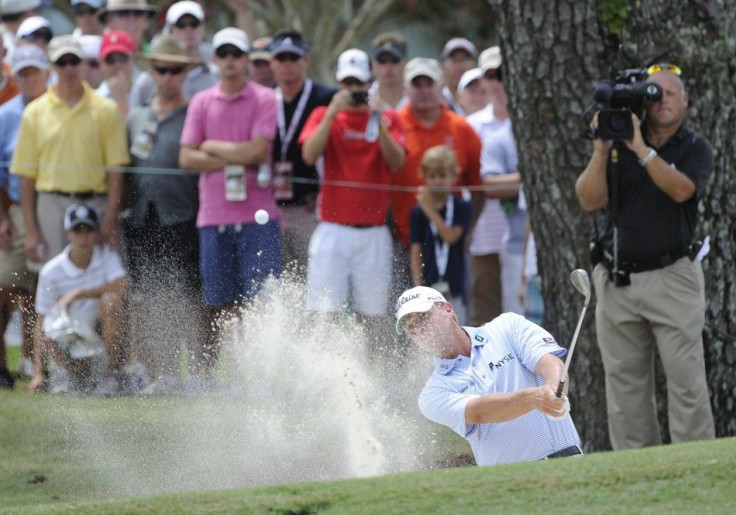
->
[[555, 269, 592, 398]]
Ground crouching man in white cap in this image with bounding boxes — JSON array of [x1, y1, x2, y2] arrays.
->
[[29, 203, 128, 394], [395, 286, 583, 465]]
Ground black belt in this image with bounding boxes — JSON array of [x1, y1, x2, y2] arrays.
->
[[603, 246, 690, 275], [44, 191, 106, 199], [545, 445, 583, 459], [343, 224, 382, 229]]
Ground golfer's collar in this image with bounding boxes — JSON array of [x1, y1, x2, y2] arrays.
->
[[434, 327, 488, 375]]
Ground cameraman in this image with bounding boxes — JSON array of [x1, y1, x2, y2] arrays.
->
[[575, 66, 715, 450]]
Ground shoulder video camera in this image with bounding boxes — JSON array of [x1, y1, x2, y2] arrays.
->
[[593, 69, 662, 140]]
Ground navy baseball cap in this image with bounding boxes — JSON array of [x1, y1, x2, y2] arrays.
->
[[269, 31, 308, 57], [64, 204, 100, 230]]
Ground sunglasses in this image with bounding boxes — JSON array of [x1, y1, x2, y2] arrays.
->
[[273, 52, 301, 62], [23, 29, 53, 44], [174, 18, 201, 30], [85, 59, 100, 68], [375, 54, 401, 65], [483, 67, 503, 82], [215, 46, 245, 59], [73, 6, 97, 16], [153, 65, 186, 75], [341, 77, 366, 87], [1, 13, 23, 22], [111, 9, 148, 18], [645, 63, 682, 77], [104, 53, 131, 65], [55, 56, 82, 68]]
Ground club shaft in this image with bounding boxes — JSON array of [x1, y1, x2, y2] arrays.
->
[[556, 303, 588, 397]]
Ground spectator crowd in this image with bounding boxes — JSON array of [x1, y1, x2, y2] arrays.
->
[[0, 0, 535, 395]]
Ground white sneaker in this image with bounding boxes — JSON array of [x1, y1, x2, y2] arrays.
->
[[18, 358, 34, 378], [92, 375, 121, 396], [48, 367, 75, 395]]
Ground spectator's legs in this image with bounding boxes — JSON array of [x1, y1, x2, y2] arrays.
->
[[99, 289, 127, 375], [470, 253, 501, 325]]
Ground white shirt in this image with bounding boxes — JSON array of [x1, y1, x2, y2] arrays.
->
[[36, 244, 126, 326], [418, 313, 581, 466], [466, 105, 507, 256]]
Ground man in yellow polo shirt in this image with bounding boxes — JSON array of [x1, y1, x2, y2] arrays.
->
[[10, 35, 129, 271]]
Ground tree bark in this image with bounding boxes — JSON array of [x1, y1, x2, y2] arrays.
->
[[492, 0, 736, 451]]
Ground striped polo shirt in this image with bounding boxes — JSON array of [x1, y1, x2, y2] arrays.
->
[[418, 313, 581, 466]]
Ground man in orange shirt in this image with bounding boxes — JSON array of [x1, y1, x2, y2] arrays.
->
[[392, 58, 482, 253], [0, 37, 19, 104]]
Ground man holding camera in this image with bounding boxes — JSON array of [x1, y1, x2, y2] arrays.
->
[[299, 48, 405, 326], [575, 65, 715, 450]]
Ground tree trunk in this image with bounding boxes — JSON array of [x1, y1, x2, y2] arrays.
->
[[492, 0, 736, 451]]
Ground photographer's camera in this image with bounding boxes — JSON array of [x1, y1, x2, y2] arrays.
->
[[593, 69, 662, 140]]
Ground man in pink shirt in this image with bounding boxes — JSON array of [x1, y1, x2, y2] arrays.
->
[[180, 27, 279, 350]]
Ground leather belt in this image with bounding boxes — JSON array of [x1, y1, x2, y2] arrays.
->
[[44, 191, 106, 199], [544, 445, 583, 459]]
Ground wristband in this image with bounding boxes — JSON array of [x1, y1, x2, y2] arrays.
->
[[639, 148, 657, 166]]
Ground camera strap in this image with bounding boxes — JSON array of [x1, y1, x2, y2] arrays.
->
[[429, 195, 454, 279], [276, 79, 313, 161]]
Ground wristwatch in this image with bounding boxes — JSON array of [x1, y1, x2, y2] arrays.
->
[[639, 148, 657, 166]]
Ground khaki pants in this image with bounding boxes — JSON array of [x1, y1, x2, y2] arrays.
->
[[593, 259, 715, 450]]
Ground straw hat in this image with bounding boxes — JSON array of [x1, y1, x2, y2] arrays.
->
[[134, 35, 200, 71]]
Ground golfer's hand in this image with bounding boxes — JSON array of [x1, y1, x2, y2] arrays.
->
[[546, 396, 571, 421], [534, 385, 566, 417]]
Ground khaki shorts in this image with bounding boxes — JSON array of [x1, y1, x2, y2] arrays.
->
[[0, 204, 36, 291]]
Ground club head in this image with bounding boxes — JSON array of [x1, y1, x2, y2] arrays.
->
[[570, 269, 592, 305]]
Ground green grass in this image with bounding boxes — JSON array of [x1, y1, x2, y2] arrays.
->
[[2, 344, 735, 514]]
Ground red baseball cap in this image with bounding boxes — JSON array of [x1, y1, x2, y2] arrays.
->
[[100, 30, 137, 59]]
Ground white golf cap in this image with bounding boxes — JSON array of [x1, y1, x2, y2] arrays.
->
[[212, 27, 249, 53], [71, 0, 105, 8], [479, 46, 502, 71], [0, 0, 41, 15], [336, 48, 371, 83], [395, 286, 447, 334], [441, 37, 477, 60], [9, 44, 48, 75], [166, 0, 205, 25], [404, 57, 443, 85], [458, 67, 482, 93], [16, 15, 50, 39], [77, 34, 102, 59]]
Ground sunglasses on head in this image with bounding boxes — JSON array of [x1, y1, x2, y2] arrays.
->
[[483, 66, 503, 82], [112, 9, 147, 18], [104, 53, 131, 65], [153, 64, 186, 75], [24, 29, 53, 44], [215, 46, 245, 59], [645, 63, 682, 77], [55, 56, 82, 68], [274, 52, 301, 62], [73, 6, 97, 16], [174, 18, 201, 30], [375, 54, 401, 65]]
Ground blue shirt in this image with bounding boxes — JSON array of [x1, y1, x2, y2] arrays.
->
[[409, 194, 471, 297], [0, 94, 24, 203], [418, 313, 581, 466]]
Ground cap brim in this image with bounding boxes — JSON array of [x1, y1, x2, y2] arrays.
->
[[395, 301, 436, 334], [336, 67, 371, 83], [134, 52, 200, 71], [11, 60, 49, 75]]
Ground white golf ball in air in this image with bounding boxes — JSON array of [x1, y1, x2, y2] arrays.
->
[[254, 209, 269, 225]]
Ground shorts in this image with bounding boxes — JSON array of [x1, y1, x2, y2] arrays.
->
[[199, 221, 282, 308], [0, 204, 35, 290], [307, 222, 392, 316], [122, 208, 200, 294]]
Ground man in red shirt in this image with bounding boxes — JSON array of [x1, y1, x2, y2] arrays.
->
[[300, 48, 405, 325]]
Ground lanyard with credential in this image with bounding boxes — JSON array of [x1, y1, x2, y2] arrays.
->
[[276, 79, 313, 161], [429, 195, 454, 279]]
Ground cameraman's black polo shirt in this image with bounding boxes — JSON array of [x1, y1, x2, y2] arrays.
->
[[599, 124, 713, 263]]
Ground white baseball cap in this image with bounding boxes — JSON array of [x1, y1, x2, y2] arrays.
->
[[335, 48, 371, 83], [479, 46, 502, 72], [441, 37, 477, 60], [16, 15, 50, 40], [212, 27, 249, 53], [395, 286, 447, 334], [166, 0, 205, 25], [404, 57, 443, 85], [71, 0, 105, 8], [9, 44, 48, 75], [78, 34, 102, 59], [458, 67, 482, 93], [0, 0, 41, 15]]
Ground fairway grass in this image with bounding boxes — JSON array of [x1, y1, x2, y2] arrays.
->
[[2, 371, 734, 514]]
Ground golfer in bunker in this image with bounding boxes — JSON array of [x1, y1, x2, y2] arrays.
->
[[396, 286, 582, 465]]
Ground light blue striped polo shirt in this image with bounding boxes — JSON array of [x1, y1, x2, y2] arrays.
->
[[418, 313, 581, 466]]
